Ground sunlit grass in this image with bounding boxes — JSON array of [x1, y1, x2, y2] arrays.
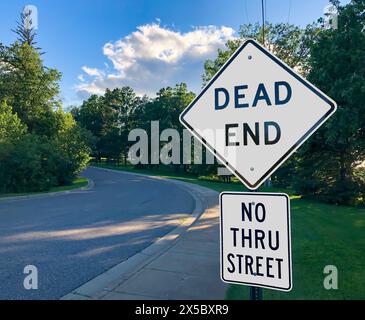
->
[[226, 199, 365, 300]]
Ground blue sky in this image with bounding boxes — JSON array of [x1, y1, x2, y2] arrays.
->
[[0, 0, 350, 107]]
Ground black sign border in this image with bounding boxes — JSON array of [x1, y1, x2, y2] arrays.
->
[[219, 192, 292, 292], [180, 39, 337, 189]]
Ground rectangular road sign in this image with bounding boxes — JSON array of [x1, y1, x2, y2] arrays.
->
[[220, 192, 292, 291], [180, 39, 337, 190]]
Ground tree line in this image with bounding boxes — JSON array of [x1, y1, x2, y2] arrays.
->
[[72, 0, 365, 206], [1, 1, 364, 206]]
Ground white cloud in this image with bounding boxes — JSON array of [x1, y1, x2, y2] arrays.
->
[[81, 66, 104, 78], [76, 23, 235, 99]]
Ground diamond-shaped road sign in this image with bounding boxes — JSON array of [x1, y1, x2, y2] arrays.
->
[[180, 39, 337, 190]]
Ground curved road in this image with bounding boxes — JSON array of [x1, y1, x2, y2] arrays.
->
[[0, 167, 195, 299]]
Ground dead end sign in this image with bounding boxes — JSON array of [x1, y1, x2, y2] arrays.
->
[[180, 39, 337, 190], [220, 192, 292, 291]]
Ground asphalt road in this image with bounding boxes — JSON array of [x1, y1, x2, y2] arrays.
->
[[0, 167, 195, 300]]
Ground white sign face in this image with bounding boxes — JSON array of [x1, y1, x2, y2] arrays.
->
[[180, 39, 337, 190], [220, 192, 292, 291]]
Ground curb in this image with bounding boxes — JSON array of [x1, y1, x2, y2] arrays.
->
[[61, 166, 213, 300], [0, 178, 94, 203]]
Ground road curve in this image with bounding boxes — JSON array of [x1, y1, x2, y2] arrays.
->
[[0, 167, 195, 300]]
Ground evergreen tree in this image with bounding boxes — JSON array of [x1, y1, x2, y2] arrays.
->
[[12, 10, 41, 50]]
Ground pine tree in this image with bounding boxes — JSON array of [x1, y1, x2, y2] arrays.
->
[[12, 10, 41, 51]]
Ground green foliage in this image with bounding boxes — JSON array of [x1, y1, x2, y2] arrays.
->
[[201, 23, 320, 178], [271, 158, 297, 188], [0, 109, 91, 193], [53, 111, 91, 184], [0, 17, 91, 194], [2, 5, 361, 206], [202, 10, 365, 206], [203, 38, 241, 86], [0, 135, 55, 192], [203, 22, 318, 85], [131, 83, 205, 172], [1, 134, 87, 193], [293, 0, 365, 205], [12, 11, 41, 50], [226, 197, 365, 300], [0, 42, 61, 137], [104, 87, 141, 163], [72, 87, 142, 164], [135, 83, 195, 131], [0, 101, 26, 142]]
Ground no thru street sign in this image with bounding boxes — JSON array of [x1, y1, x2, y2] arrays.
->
[[220, 192, 292, 291]]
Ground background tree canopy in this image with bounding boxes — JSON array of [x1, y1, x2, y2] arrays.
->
[[1, 1, 364, 205], [293, 0, 365, 205], [199, 0, 365, 205]]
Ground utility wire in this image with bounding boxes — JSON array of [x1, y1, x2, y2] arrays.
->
[[261, 0, 265, 46], [265, 0, 267, 23], [244, 0, 249, 23], [287, 0, 292, 23]]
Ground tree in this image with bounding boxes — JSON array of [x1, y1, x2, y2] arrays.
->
[[203, 22, 318, 85], [0, 42, 62, 137], [202, 22, 319, 180], [0, 12, 91, 194], [53, 111, 92, 184], [12, 11, 41, 50], [73, 87, 150, 165], [72, 94, 118, 162], [0, 135, 55, 193], [0, 101, 27, 192], [71, 95, 108, 138], [294, 0, 365, 205], [0, 101, 26, 142], [131, 83, 196, 171], [103, 87, 141, 164]]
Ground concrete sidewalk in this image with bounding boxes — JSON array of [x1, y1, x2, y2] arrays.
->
[[62, 176, 226, 300]]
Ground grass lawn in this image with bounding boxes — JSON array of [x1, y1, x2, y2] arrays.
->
[[94, 163, 365, 300], [0, 178, 88, 198], [226, 199, 365, 300]]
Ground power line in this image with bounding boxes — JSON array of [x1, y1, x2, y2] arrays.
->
[[261, 0, 265, 45], [244, 0, 249, 23], [265, 0, 267, 23], [287, 0, 292, 23]]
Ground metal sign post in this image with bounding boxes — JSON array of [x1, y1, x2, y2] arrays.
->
[[250, 286, 263, 300], [249, 188, 263, 301]]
